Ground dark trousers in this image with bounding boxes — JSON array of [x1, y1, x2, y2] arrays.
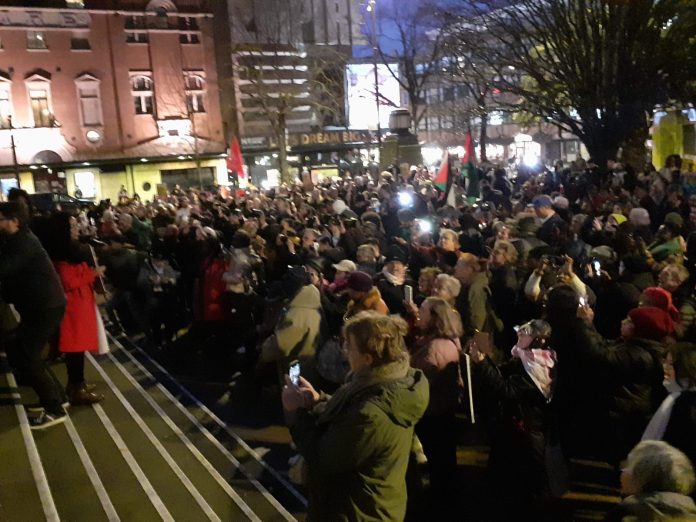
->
[[64, 352, 85, 385], [415, 413, 458, 516], [6, 306, 67, 414]]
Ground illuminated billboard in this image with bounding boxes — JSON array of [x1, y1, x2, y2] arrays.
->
[[346, 63, 401, 131]]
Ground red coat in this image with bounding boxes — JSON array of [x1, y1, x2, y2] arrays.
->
[[54, 261, 98, 353], [194, 257, 228, 323]]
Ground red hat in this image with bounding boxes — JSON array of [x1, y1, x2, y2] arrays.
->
[[641, 287, 680, 322], [346, 271, 374, 293], [628, 307, 674, 341]]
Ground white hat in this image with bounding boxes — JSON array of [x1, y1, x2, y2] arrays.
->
[[332, 260, 357, 273]]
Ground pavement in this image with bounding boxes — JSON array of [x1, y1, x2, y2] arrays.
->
[[0, 332, 307, 522], [0, 324, 623, 521]]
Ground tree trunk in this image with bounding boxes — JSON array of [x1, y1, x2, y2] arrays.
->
[[278, 111, 292, 185], [479, 112, 488, 162]]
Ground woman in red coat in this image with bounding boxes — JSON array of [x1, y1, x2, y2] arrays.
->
[[46, 213, 104, 405]]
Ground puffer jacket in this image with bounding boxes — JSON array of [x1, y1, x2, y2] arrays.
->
[[291, 360, 429, 521], [275, 284, 322, 361]]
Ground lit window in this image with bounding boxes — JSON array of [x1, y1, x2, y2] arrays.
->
[[0, 84, 11, 129], [66, 0, 85, 7], [27, 31, 48, 50], [184, 73, 205, 113], [30, 89, 53, 127], [76, 76, 102, 126], [131, 74, 154, 114]]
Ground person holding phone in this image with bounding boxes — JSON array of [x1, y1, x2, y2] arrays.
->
[[281, 313, 428, 522], [469, 320, 561, 518]]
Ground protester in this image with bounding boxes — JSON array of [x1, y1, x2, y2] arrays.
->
[[410, 297, 463, 515], [0, 202, 68, 429], [606, 440, 696, 521], [470, 319, 560, 518], [281, 312, 428, 521], [42, 212, 104, 406]]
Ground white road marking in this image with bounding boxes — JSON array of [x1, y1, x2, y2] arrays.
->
[[87, 354, 222, 521], [1, 352, 60, 522]]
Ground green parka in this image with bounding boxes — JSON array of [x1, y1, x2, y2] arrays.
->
[[291, 360, 429, 521]]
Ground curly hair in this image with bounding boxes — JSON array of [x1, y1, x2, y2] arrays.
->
[[343, 312, 409, 366]]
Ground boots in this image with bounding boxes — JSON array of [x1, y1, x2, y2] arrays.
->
[[66, 383, 104, 406]]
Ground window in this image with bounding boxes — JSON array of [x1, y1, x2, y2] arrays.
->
[[179, 17, 200, 43], [127, 32, 149, 43], [27, 31, 48, 50], [179, 32, 200, 44], [0, 84, 11, 129], [131, 74, 154, 114], [71, 35, 90, 50], [184, 73, 205, 113], [30, 89, 52, 127], [179, 17, 199, 31], [126, 15, 148, 43], [66, 0, 85, 7], [76, 75, 102, 126]]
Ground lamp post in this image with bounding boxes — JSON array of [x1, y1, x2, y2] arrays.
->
[[367, 0, 381, 147], [7, 115, 20, 187]]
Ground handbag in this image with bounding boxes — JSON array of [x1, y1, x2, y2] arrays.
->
[[95, 304, 109, 355]]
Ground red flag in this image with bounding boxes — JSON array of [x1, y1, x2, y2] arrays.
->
[[227, 137, 246, 178]]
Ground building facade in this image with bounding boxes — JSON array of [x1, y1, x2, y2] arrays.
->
[[212, 0, 368, 184], [0, 0, 227, 201]]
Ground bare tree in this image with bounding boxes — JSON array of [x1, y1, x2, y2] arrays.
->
[[446, 0, 696, 168], [369, 0, 450, 132], [229, 0, 347, 184]]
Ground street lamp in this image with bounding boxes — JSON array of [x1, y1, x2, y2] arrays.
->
[[7, 115, 20, 186], [367, 0, 382, 147]]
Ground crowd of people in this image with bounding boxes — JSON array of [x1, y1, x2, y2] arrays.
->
[[1, 153, 696, 520]]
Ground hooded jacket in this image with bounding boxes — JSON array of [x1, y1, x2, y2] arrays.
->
[[291, 360, 429, 521], [275, 284, 322, 361]]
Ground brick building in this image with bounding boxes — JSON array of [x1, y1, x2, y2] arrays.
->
[[0, 0, 226, 201]]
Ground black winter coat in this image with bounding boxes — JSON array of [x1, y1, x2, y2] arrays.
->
[[474, 357, 554, 504], [0, 228, 66, 314], [375, 274, 414, 317]]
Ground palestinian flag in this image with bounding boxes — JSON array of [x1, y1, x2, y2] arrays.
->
[[463, 131, 479, 200], [433, 150, 452, 196]]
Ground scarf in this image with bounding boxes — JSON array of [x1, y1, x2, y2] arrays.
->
[[511, 346, 557, 400], [381, 266, 406, 286], [642, 380, 696, 441], [313, 355, 410, 426]]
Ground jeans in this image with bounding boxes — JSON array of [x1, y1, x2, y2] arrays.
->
[[6, 306, 67, 414]]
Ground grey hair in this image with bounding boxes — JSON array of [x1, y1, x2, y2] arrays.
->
[[356, 244, 377, 264], [435, 273, 462, 299], [625, 440, 695, 495]]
